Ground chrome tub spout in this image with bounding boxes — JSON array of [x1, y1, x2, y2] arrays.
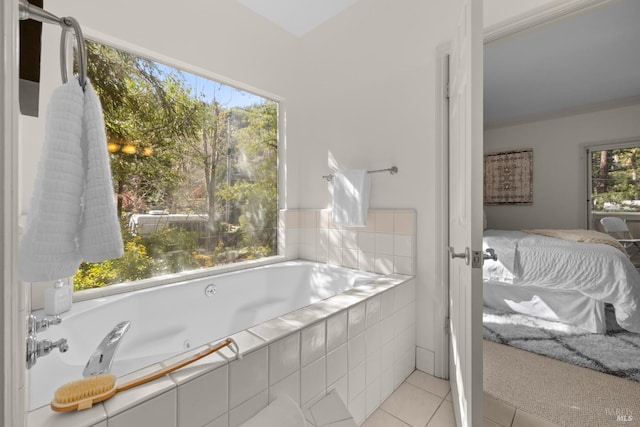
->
[[83, 321, 131, 377]]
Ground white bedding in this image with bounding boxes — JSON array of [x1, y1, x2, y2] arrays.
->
[[483, 229, 640, 333]]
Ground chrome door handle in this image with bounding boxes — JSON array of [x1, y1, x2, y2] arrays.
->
[[448, 246, 470, 265], [483, 248, 498, 261]]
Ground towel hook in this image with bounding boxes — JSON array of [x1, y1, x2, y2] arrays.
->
[[59, 16, 87, 89], [18, 0, 88, 89]]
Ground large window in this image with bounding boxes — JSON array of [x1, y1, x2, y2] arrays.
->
[[74, 40, 279, 291], [588, 143, 640, 230]]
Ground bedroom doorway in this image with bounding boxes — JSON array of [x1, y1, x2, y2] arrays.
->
[[482, 0, 640, 425]]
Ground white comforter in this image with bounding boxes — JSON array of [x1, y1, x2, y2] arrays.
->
[[483, 229, 640, 333]]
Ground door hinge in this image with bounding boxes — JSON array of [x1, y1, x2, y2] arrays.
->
[[445, 317, 450, 335], [445, 81, 450, 99]]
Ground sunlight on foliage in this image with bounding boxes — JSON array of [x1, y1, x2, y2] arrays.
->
[[74, 40, 278, 291]]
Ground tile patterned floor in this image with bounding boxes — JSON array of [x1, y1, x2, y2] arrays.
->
[[362, 370, 560, 427]]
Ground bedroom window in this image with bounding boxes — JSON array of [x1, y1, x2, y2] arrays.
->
[[588, 143, 640, 232], [74, 39, 279, 291]]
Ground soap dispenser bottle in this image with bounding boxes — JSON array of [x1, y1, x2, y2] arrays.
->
[[44, 279, 72, 315]]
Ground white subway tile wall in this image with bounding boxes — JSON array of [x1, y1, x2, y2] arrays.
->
[[268, 332, 300, 386], [28, 277, 415, 427], [279, 209, 416, 276], [301, 321, 327, 367]]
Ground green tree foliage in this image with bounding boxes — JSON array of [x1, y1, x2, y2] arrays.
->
[[231, 102, 278, 254], [74, 224, 155, 289], [87, 40, 204, 215], [74, 41, 278, 291], [592, 147, 640, 211]]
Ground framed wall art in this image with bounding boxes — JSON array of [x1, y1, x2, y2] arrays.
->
[[484, 148, 533, 205]]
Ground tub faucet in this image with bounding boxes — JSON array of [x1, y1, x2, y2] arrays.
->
[[83, 321, 131, 377]]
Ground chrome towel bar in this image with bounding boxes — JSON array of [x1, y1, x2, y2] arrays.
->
[[322, 166, 398, 181]]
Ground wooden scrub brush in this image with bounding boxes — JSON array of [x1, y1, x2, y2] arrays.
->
[[51, 337, 240, 412]]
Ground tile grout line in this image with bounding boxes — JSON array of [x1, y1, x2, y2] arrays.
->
[[377, 407, 412, 427], [509, 408, 517, 427], [422, 397, 447, 427]]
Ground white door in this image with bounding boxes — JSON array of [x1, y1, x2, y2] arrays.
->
[[448, 0, 483, 425]]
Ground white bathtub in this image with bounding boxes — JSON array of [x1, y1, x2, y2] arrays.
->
[[29, 261, 380, 410]]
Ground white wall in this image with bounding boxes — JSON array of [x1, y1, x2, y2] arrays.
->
[[484, 103, 640, 230], [288, 0, 463, 372]]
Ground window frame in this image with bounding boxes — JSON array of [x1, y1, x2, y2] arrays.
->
[[71, 31, 286, 300], [585, 138, 640, 230]]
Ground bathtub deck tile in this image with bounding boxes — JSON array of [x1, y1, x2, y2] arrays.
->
[[357, 282, 388, 295], [219, 330, 267, 360], [386, 274, 413, 283], [320, 294, 367, 314], [326, 310, 348, 352], [269, 331, 301, 386], [348, 302, 367, 338], [303, 300, 342, 318], [343, 287, 379, 299], [301, 320, 326, 367], [248, 317, 299, 343], [176, 364, 228, 427], [96, 366, 170, 417], [229, 347, 268, 409], [280, 307, 326, 329], [107, 388, 177, 427], [165, 349, 227, 386], [341, 290, 371, 304], [103, 373, 176, 419], [311, 300, 347, 320], [27, 402, 107, 427]]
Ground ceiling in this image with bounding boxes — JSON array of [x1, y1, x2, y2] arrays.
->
[[236, 0, 359, 37], [235, 0, 640, 127], [485, 0, 640, 127]]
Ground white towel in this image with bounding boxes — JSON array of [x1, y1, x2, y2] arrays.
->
[[239, 395, 306, 427], [332, 169, 370, 227], [77, 80, 123, 262], [19, 78, 123, 282]]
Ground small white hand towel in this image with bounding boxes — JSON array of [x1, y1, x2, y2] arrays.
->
[[332, 169, 370, 227], [239, 395, 306, 427], [78, 79, 123, 262], [19, 79, 85, 282], [19, 78, 123, 282]]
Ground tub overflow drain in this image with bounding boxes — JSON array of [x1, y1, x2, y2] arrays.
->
[[205, 284, 217, 297]]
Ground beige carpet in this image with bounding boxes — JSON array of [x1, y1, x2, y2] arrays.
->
[[484, 340, 640, 426]]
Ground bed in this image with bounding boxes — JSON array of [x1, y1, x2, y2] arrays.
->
[[482, 229, 640, 333]]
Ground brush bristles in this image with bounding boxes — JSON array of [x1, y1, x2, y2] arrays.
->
[[54, 374, 116, 404]]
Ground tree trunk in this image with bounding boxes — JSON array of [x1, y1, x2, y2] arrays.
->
[[117, 180, 124, 218], [598, 150, 608, 193], [202, 103, 225, 250]]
